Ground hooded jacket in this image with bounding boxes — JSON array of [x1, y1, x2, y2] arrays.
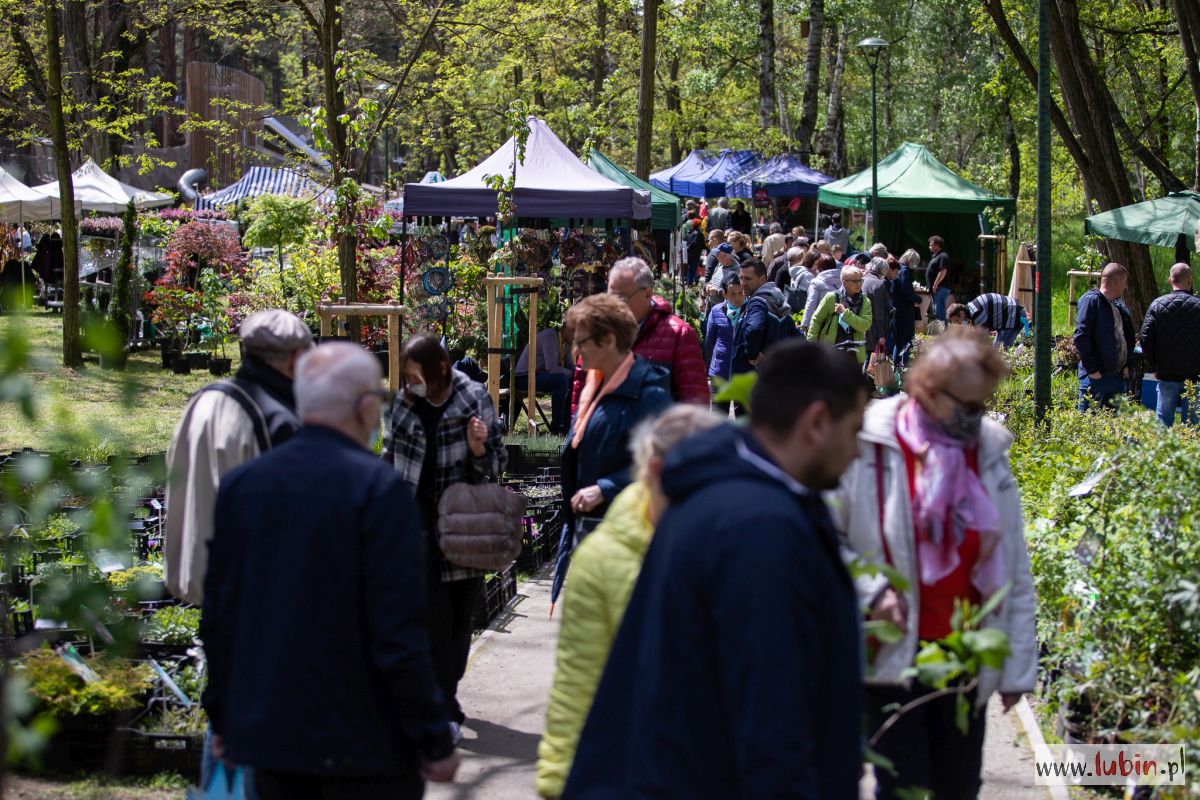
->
[[537, 482, 653, 799], [570, 296, 708, 412], [828, 396, 1038, 707], [731, 283, 790, 374], [802, 268, 843, 331], [564, 424, 864, 799]]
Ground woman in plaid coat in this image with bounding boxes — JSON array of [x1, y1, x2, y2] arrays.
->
[[384, 334, 506, 737]]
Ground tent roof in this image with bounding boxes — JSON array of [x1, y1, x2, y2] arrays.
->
[[817, 142, 1014, 215], [32, 158, 173, 213], [670, 149, 761, 198], [0, 166, 77, 222], [727, 154, 834, 199], [584, 149, 680, 231], [1084, 191, 1200, 249], [195, 166, 333, 209], [403, 118, 650, 219], [648, 150, 715, 193]]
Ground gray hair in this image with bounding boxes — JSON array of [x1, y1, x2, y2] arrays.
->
[[868, 257, 889, 277], [869, 242, 888, 258], [295, 342, 382, 422], [786, 246, 804, 263], [769, 222, 783, 234], [718, 198, 729, 208], [631, 405, 723, 484], [610, 257, 655, 290], [840, 265, 864, 284], [899, 248, 921, 268]]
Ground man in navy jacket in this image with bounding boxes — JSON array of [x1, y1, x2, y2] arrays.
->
[[1073, 262, 1135, 411], [564, 340, 869, 799], [201, 343, 459, 799]]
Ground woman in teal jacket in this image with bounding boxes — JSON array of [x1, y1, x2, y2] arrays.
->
[[807, 264, 872, 364]]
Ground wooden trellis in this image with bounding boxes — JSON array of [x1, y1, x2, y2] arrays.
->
[[485, 276, 545, 435], [317, 301, 405, 392]]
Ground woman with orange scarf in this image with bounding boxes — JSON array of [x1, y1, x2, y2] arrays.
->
[[551, 293, 672, 606]]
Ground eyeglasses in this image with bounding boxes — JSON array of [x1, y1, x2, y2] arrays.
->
[[573, 335, 596, 349], [611, 286, 648, 302], [843, 278, 863, 284], [942, 387, 987, 415]]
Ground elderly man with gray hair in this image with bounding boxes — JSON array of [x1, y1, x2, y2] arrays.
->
[[202, 342, 460, 799], [863, 255, 897, 354], [570, 256, 708, 409], [166, 309, 314, 606]]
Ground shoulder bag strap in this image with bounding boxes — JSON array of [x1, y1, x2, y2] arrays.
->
[[199, 380, 271, 453]]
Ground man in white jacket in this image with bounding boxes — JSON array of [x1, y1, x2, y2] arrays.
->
[[164, 309, 313, 605]]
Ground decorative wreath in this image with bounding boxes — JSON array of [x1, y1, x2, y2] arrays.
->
[[421, 266, 453, 296], [417, 298, 452, 324], [428, 234, 450, 261]]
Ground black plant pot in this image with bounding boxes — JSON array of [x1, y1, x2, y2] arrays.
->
[[159, 344, 178, 369], [171, 359, 191, 376], [208, 357, 232, 376], [374, 350, 390, 378], [186, 352, 211, 369]]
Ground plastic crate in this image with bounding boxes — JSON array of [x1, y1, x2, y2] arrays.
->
[[120, 729, 203, 778]]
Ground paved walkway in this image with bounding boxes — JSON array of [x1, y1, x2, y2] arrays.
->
[[430, 570, 1050, 799]]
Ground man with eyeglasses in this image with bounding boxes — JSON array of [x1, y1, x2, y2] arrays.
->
[[569, 257, 708, 409]]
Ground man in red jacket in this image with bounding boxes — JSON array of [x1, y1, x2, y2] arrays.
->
[[570, 257, 708, 414]]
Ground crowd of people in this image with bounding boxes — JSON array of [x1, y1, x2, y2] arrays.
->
[[161, 212, 1051, 798]]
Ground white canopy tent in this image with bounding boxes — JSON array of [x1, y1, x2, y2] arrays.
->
[[32, 158, 173, 214], [0, 166, 77, 222]]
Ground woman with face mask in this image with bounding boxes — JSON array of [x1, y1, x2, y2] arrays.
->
[[829, 326, 1037, 800], [383, 334, 506, 742]]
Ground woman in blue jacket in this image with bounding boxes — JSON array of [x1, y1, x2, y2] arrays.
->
[[704, 276, 744, 415], [553, 293, 672, 605]]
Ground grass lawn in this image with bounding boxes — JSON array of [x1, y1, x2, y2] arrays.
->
[[0, 309, 239, 458]]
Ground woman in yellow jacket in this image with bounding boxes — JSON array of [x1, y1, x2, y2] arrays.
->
[[807, 264, 873, 364], [536, 405, 721, 799]]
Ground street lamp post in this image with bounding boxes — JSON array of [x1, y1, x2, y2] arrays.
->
[[857, 37, 888, 244]]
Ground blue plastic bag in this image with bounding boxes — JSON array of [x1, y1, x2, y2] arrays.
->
[[188, 763, 248, 800]]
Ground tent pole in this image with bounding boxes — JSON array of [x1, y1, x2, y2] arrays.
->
[[815, 201, 820, 237]]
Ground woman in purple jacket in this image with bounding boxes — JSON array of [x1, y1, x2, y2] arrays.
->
[[704, 275, 744, 415]]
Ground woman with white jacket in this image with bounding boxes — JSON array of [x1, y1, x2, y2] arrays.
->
[[831, 326, 1037, 800]]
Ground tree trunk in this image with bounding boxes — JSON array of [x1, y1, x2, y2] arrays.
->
[[160, 22, 177, 146], [818, 21, 847, 175], [757, 0, 776, 129], [1174, 0, 1200, 190], [46, 0, 83, 367], [634, 0, 658, 179], [666, 56, 682, 165], [317, 0, 358, 312], [591, 0, 607, 112], [795, 0, 823, 164], [990, 38, 1020, 199], [1048, 0, 1155, 318]]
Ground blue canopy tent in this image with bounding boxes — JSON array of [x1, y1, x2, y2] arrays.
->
[[726, 155, 834, 199], [668, 149, 761, 198], [649, 150, 714, 194], [195, 166, 332, 209]]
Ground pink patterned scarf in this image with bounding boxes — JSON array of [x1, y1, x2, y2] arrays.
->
[[896, 399, 1006, 597]]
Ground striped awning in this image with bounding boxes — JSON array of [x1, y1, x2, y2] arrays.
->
[[195, 166, 333, 209]]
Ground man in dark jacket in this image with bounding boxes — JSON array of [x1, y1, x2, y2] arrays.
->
[[1140, 263, 1200, 426], [1073, 262, 1135, 411], [731, 259, 793, 374], [201, 343, 459, 799], [564, 340, 869, 799], [863, 256, 896, 355], [892, 254, 921, 365]]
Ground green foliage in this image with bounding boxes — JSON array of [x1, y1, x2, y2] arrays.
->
[[139, 704, 207, 736], [242, 195, 316, 272], [18, 649, 154, 718], [106, 564, 164, 595], [104, 201, 139, 369], [142, 606, 201, 645]]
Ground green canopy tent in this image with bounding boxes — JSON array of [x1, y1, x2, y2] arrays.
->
[[1084, 191, 1200, 261], [818, 142, 1015, 289], [584, 149, 681, 232]]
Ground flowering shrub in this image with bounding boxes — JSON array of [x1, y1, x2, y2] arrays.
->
[[164, 222, 246, 279], [79, 217, 124, 237], [159, 208, 228, 222]]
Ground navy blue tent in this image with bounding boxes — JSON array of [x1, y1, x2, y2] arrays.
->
[[649, 150, 715, 194], [727, 155, 834, 199], [680, 150, 762, 198]]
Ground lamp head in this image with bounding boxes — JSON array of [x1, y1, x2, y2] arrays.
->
[[857, 36, 889, 69]]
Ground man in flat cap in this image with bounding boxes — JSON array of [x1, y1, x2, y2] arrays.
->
[[165, 309, 314, 606]]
